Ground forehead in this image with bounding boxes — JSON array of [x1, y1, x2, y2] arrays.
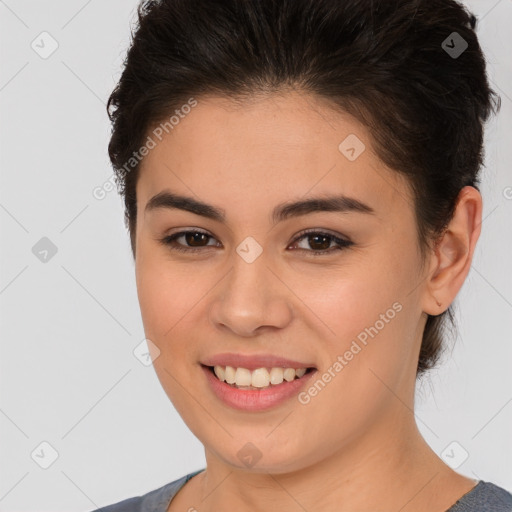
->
[[136, 91, 411, 220]]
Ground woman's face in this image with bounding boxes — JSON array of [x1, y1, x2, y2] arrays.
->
[[134, 91, 431, 473]]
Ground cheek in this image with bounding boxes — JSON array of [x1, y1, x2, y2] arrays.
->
[[135, 251, 202, 334], [287, 243, 419, 394], [290, 249, 412, 344], [134, 250, 218, 378], [292, 271, 415, 440], [134, 255, 205, 401], [135, 264, 171, 337]]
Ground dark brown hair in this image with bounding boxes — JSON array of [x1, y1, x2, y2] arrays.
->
[[107, 0, 500, 376]]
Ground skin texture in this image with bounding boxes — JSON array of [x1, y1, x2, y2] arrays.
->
[[134, 90, 481, 512]]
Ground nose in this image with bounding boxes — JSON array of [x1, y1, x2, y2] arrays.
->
[[209, 249, 293, 337]]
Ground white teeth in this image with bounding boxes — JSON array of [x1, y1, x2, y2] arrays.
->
[[283, 368, 296, 382], [213, 365, 225, 381], [224, 365, 236, 384], [251, 368, 270, 388], [234, 367, 252, 386], [212, 365, 309, 388], [269, 367, 284, 385]]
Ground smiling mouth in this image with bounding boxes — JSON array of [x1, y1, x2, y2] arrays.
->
[[203, 364, 316, 390]]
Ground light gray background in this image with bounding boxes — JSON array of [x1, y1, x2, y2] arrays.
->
[[0, 1, 511, 510]]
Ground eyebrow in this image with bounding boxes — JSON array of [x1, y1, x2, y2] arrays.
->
[[145, 190, 375, 224]]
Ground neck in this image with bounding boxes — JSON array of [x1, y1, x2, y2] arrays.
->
[[193, 407, 472, 512]]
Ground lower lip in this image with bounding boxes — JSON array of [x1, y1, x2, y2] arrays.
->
[[201, 365, 317, 412]]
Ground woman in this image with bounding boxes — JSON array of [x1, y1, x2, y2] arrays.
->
[[92, 0, 511, 510]]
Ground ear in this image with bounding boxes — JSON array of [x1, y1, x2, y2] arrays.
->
[[422, 186, 482, 316]]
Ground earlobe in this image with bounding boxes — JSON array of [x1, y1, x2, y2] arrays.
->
[[422, 186, 482, 316]]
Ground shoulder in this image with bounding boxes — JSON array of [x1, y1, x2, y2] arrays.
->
[[448, 481, 512, 512], [87, 469, 204, 512]]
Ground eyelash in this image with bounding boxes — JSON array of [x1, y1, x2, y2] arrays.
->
[[159, 229, 353, 256]]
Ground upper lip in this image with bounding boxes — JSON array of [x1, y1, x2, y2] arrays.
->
[[201, 353, 317, 370]]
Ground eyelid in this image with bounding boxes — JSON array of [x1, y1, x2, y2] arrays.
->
[[291, 227, 350, 243]]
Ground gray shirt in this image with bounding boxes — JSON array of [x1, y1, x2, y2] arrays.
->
[[90, 469, 512, 512]]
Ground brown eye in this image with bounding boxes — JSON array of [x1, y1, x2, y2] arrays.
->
[[289, 230, 353, 256], [183, 232, 210, 247], [160, 230, 220, 252], [305, 233, 331, 251]]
